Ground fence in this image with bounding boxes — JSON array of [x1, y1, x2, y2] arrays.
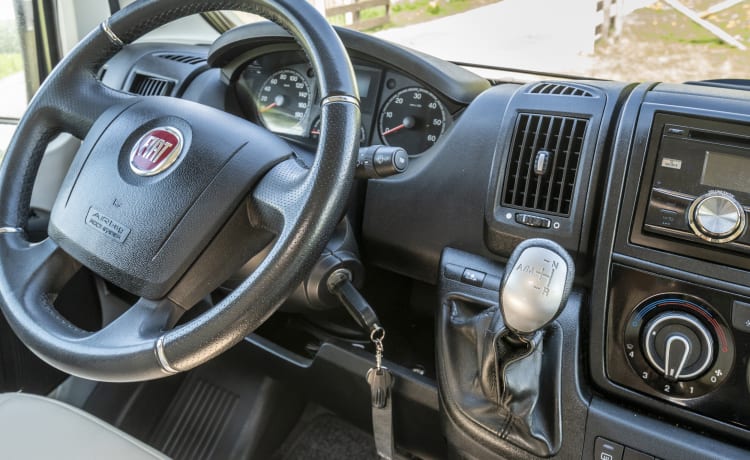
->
[[595, 0, 624, 41], [313, 0, 391, 31]]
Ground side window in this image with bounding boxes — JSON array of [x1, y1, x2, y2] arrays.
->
[[0, 1, 28, 119], [0, 0, 34, 152]]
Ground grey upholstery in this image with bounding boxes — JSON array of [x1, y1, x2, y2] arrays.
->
[[0, 393, 168, 459]]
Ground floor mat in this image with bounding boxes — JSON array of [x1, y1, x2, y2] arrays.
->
[[143, 347, 306, 460], [66, 344, 305, 460], [277, 412, 379, 460], [150, 375, 239, 460]]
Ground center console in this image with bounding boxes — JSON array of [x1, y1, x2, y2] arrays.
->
[[592, 83, 750, 452]]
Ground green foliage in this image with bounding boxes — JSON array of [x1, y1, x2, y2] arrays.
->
[[329, 0, 498, 33], [0, 53, 22, 80], [360, 6, 387, 20]]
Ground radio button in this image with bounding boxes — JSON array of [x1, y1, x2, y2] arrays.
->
[[689, 192, 746, 243], [650, 188, 693, 212], [645, 189, 692, 232]]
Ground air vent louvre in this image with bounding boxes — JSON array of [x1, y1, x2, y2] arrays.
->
[[157, 53, 206, 66], [129, 74, 174, 96], [502, 113, 588, 216], [529, 83, 593, 97]]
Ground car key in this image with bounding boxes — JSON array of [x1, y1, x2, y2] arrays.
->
[[328, 269, 396, 459], [367, 326, 394, 460]]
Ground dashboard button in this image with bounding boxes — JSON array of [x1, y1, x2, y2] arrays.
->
[[731, 300, 750, 333], [650, 188, 693, 213], [594, 437, 624, 460], [461, 268, 486, 287], [645, 189, 692, 232], [515, 213, 551, 229], [664, 125, 687, 137], [444, 264, 463, 281], [623, 447, 654, 460]]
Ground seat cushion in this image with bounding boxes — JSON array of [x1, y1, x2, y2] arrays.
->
[[0, 393, 168, 459]]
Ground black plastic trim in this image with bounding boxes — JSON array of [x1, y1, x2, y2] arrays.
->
[[584, 397, 749, 460], [238, 335, 444, 459]]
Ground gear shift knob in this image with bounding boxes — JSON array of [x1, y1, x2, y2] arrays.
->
[[500, 238, 574, 335]]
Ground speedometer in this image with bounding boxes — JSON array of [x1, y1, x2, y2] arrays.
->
[[379, 87, 447, 155], [256, 69, 312, 135]]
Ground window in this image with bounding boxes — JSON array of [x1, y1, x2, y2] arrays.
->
[[0, 0, 28, 120], [0, 0, 34, 152]]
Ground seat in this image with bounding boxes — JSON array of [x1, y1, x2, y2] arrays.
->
[[0, 393, 168, 459]]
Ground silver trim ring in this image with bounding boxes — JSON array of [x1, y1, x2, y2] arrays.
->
[[129, 126, 185, 177], [688, 191, 746, 244], [155, 336, 179, 374], [100, 20, 124, 48], [321, 95, 360, 108], [0, 227, 23, 234]]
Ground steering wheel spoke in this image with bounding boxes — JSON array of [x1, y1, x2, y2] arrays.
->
[[42, 75, 134, 139], [0, 234, 79, 304], [91, 297, 184, 348], [250, 157, 312, 236]]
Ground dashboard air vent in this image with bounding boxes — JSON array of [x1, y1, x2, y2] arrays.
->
[[157, 53, 207, 66], [529, 83, 593, 97], [502, 113, 588, 216], [129, 74, 174, 96]]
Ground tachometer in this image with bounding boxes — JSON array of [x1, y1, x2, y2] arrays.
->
[[256, 69, 312, 135], [379, 87, 447, 155]]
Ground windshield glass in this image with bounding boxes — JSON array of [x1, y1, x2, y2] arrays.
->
[[225, 0, 750, 82]]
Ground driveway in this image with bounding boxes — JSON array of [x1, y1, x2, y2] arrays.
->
[[375, 0, 655, 76]]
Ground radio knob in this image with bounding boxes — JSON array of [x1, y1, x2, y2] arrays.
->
[[689, 192, 746, 243]]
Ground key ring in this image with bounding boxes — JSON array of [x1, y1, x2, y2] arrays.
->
[[370, 325, 386, 343]]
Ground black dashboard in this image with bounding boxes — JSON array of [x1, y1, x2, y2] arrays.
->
[[96, 21, 750, 460]]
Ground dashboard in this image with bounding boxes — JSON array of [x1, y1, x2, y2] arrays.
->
[[95, 20, 750, 460]]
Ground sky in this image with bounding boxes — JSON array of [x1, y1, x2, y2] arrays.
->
[[0, 1, 15, 22]]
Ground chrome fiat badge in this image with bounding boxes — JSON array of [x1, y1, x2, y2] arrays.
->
[[129, 127, 184, 176]]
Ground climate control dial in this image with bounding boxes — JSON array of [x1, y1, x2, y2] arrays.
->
[[642, 312, 714, 382], [688, 191, 746, 243], [624, 294, 734, 398]]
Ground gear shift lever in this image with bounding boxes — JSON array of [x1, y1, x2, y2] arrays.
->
[[436, 239, 575, 456], [500, 238, 575, 337]]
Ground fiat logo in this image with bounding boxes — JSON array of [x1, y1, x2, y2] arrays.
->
[[129, 127, 184, 176]]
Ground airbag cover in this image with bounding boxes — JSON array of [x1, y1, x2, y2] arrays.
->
[[49, 97, 291, 298]]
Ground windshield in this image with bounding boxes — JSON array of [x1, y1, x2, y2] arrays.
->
[[225, 0, 750, 82]]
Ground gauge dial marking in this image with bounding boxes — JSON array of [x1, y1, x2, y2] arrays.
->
[[379, 87, 447, 155], [256, 69, 312, 134]]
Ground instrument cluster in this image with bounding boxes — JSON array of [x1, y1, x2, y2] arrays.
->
[[233, 51, 454, 156]]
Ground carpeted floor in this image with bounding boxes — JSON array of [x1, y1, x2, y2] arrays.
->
[[276, 412, 379, 460]]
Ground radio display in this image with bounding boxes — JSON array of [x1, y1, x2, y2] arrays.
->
[[701, 151, 750, 194]]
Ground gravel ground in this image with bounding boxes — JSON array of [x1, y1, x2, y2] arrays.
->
[[593, 0, 750, 82]]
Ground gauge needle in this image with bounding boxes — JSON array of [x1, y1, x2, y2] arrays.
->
[[382, 124, 406, 137], [259, 102, 277, 113], [260, 95, 286, 113], [382, 116, 416, 136]]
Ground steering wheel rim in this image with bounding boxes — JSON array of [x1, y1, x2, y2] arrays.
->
[[0, 0, 360, 381]]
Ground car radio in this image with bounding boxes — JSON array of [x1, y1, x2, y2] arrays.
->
[[643, 121, 750, 253]]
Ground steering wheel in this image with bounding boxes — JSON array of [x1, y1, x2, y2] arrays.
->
[[0, 0, 360, 382]]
